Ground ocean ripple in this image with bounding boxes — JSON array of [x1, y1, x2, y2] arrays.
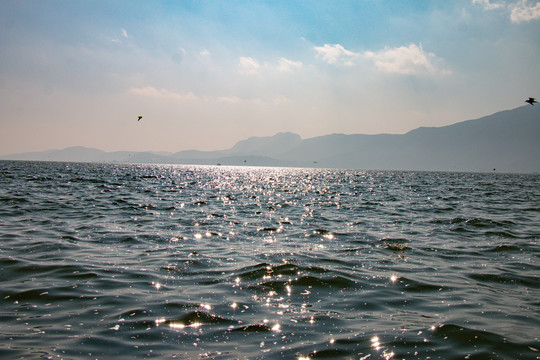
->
[[1, 161, 539, 359]]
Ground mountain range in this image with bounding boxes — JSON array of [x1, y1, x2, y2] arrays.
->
[[2, 105, 539, 173]]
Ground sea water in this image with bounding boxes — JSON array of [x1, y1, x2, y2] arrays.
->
[[1, 161, 539, 359]]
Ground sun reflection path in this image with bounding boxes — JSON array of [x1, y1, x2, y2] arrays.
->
[[371, 335, 381, 350], [169, 321, 202, 330], [371, 335, 395, 359]]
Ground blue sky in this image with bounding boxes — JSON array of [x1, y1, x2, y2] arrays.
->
[[1, 0, 539, 154]]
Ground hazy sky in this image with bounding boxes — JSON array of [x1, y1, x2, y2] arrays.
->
[[1, 0, 539, 154]]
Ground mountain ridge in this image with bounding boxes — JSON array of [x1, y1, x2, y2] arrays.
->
[[2, 106, 539, 173]]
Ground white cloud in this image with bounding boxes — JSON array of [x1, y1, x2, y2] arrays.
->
[[277, 57, 303, 72], [238, 56, 261, 75], [509, 0, 540, 22], [472, 0, 540, 23], [238, 56, 303, 75], [313, 43, 448, 75], [121, 28, 129, 39], [472, 0, 505, 10], [314, 44, 358, 66], [364, 43, 446, 75], [200, 49, 211, 57]]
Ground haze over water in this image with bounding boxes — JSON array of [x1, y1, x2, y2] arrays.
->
[[1, 161, 539, 359]]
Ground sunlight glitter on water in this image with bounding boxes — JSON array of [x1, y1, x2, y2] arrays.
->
[[169, 322, 201, 330], [2, 162, 539, 359], [371, 335, 381, 350], [200, 303, 212, 311]]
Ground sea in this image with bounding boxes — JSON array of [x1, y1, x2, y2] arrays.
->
[[1, 160, 539, 360]]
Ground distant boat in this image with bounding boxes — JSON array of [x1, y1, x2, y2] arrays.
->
[[525, 97, 537, 105]]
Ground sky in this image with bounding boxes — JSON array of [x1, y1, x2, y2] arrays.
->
[[1, 0, 539, 154]]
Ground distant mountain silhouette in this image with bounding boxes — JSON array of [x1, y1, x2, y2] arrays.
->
[[2, 106, 539, 173], [282, 106, 540, 172], [167, 132, 302, 163], [226, 132, 302, 156]]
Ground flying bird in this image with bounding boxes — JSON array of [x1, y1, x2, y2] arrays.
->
[[137, 116, 143, 121], [525, 97, 537, 105]]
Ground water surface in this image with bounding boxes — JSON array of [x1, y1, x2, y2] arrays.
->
[[1, 161, 539, 359]]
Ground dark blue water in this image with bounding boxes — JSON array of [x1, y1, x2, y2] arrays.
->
[[1, 161, 539, 359]]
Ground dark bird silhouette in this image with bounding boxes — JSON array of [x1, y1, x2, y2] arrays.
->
[[525, 97, 537, 105], [137, 116, 143, 121]]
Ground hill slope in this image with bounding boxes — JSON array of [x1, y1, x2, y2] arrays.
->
[[280, 105, 539, 172], [2, 106, 539, 173]]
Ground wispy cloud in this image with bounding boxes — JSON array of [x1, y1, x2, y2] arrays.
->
[[472, 0, 540, 23], [128, 87, 202, 101], [128, 86, 286, 106], [314, 43, 448, 75], [238, 56, 304, 75], [110, 28, 129, 43]]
